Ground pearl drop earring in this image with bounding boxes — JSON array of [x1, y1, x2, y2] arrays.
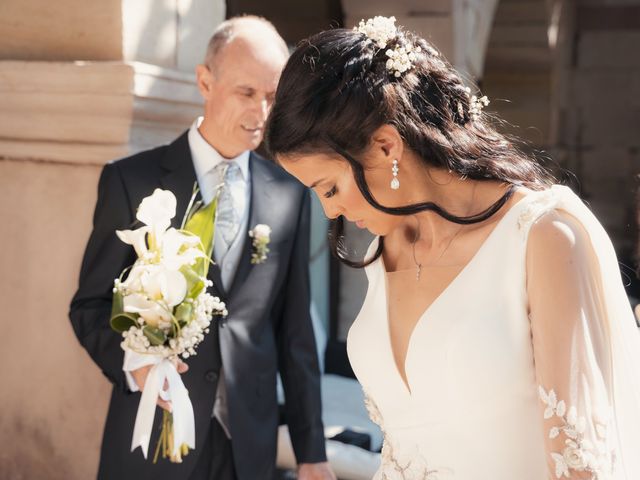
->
[[391, 159, 400, 190]]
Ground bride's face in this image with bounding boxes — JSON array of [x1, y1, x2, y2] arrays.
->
[[279, 152, 405, 236]]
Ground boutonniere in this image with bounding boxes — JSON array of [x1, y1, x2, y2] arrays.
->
[[249, 224, 271, 264]]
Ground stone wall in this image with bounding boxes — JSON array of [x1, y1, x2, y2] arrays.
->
[[0, 1, 224, 478]]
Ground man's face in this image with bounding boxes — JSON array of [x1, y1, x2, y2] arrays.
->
[[197, 36, 287, 158]]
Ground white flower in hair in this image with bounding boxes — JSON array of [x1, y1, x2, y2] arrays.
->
[[355, 15, 398, 49], [355, 16, 424, 78], [385, 44, 422, 77], [469, 94, 490, 120]]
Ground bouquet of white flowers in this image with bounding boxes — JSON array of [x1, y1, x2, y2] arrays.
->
[[110, 187, 226, 463]]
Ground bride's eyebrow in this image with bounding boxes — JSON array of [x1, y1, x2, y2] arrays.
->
[[309, 178, 328, 189]]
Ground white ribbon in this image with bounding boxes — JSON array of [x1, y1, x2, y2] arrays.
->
[[123, 352, 195, 459]]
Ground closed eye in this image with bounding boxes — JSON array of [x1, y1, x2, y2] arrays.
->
[[237, 87, 255, 98], [324, 185, 337, 198]]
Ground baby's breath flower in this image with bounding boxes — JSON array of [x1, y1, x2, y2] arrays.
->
[[355, 16, 398, 49]]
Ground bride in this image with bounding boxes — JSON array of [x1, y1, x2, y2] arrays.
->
[[265, 16, 640, 480]]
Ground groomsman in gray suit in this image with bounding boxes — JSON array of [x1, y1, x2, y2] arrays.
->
[[70, 16, 334, 480]]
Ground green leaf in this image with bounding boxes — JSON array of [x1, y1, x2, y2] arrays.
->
[[180, 182, 201, 230], [174, 302, 193, 324], [143, 326, 167, 346], [111, 288, 124, 316], [180, 264, 205, 299], [183, 195, 218, 278], [110, 313, 138, 333]]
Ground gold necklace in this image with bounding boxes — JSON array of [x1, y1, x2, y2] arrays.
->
[[411, 182, 478, 281]]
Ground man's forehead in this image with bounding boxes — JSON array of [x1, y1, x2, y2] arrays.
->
[[222, 25, 287, 59], [218, 39, 285, 87]]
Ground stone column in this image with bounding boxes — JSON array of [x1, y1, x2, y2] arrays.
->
[[0, 1, 224, 478]]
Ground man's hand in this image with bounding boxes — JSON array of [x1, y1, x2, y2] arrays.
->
[[297, 462, 336, 480], [130, 359, 189, 412]]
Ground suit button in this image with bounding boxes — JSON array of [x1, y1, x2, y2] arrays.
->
[[204, 370, 219, 383]]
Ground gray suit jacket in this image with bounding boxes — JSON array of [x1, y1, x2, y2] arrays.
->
[[69, 132, 326, 480]]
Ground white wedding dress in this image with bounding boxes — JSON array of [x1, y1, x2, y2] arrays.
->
[[347, 185, 640, 479]]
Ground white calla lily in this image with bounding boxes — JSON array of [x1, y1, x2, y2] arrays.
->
[[116, 226, 150, 258], [140, 265, 187, 308], [120, 264, 149, 291], [123, 293, 173, 328], [160, 269, 188, 307], [161, 229, 206, 270], [136, 189, 177, 242]]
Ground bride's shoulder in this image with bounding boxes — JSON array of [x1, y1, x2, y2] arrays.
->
[[527, 208, 588, 249], [525, 201, 593, 272], [514, 184, 570, 233]]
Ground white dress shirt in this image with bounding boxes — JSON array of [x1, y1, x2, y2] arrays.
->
[[188, 116, 251, 290]]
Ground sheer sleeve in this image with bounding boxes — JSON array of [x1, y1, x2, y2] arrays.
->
[[526, 207, 632, 480]]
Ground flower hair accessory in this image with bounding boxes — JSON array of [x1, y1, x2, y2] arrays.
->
[[386, 44, 422, 78], [465, 87, 490, 121], [355, 16, 422, 77], [249, 224, 271, 264], [355, 15, 398, 48]]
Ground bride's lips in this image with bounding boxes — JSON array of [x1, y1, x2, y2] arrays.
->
[[355, 220, 366, 229]]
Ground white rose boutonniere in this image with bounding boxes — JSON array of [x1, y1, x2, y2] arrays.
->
[[249, 224, 271, 264]]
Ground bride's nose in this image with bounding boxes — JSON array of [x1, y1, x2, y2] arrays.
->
[[321, 200, 342, 220]]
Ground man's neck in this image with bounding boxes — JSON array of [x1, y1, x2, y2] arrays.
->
[[196, 123, 242, 159]]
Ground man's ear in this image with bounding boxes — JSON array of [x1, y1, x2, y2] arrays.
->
[[195, 64, 213, 98]]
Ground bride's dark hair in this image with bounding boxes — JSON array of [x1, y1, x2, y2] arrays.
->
[[265, 26, 553, 267]]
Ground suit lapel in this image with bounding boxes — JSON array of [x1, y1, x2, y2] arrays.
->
[[227, 153, 274, 297], [159, 131, 226, 299]]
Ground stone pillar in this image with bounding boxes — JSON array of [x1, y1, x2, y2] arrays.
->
[[0, 1, 224, 478]]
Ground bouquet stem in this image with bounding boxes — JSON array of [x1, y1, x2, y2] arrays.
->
[[152, 410, 190, 464]]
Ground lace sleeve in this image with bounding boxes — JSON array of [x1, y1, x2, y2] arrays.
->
[[527, 209, 617, 479]]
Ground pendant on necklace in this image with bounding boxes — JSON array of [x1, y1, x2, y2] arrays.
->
[[416, 263, 422, 281]]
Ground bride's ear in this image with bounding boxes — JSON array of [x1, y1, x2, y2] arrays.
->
[[371, 124, 404, 164]]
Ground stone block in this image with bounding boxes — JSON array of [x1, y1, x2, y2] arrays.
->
[[403, 15, 454, 59], [493, 1, 549, 24], [580, 0, 640, 7], [128, 120, 190, 154], [484, 45, 552, 72], [0, 60, 205, 164], [0, 61, 133, 95], [581, 148, 635, 181], [573, 71, 640, 108], [578, 31, 640, 69], [0, 0, 122, 61], [341, 0, 451, 22], [0, 139, 128, 165], [489, 25, 549, 47], [579, 106, 640, 148], [131, 62, 200, 104], [0, 110, 131, 145]]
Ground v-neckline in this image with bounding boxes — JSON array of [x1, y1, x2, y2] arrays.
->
[[378, 190, 533, 396]]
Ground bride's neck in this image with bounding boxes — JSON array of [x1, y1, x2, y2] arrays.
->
[[396, 163, 480, 242]]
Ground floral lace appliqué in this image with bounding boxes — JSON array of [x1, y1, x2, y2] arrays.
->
[[364, 391, 440, 480], [517, 190, 559, 234], [538, 386, 615, 479]]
